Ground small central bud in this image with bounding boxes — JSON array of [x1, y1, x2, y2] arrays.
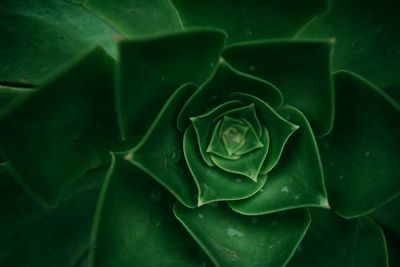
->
[[220, 116, 249, 156]]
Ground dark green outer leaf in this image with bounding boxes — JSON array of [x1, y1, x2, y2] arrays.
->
[[90, 154, 204, 267], [296, 0, 400, 89], [287, 209, 388, 267], [223, 40, 334, 136], [0, 163, 106, 267], [128, 83, 199, 208], [320, 71, 400, 218], [0, 86, 32, 108], [85, 0, 182, 37], [371, 196, 400, 237], [0, 0, 118, 84], [117, 30, 226, 140], [384, 231, 400, 267], [172, 0, 329, 44], [174, 203, 311, 267], [0, 47, 121, 207]]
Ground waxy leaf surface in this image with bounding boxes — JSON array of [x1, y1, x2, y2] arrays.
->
[[178, 61, 283, 131], [288, 209, 388, 267], [174, 203, 310, 267], [0, 0, 117, 84], [172, 0, 329, 43], [0, 48, 120, 206], [230, 106, 327, 214], [0, 163, 105, 267], [85, 0, 182, 37], [117, 30, 226, 139], [184, 126, 267, 206], [128, 84, 198, 208], [90, 155, 204, 267], [296, 0, 400, 89], [223, 40, 334, 136], [320, 71, 400, 218]]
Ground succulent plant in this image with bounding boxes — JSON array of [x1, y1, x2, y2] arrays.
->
[[0, 1, 399, 267]]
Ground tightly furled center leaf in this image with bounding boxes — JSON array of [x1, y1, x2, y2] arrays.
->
[[207, 116, 264, 159], [192, 101, 268, 181]]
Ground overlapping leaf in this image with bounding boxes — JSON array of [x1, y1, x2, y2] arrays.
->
[[90, 154, 204, 267], [172, 0, 329, 43], [0, 48, 121, 206], [0, 0, 117, 84], [320, 71, 400, 218]]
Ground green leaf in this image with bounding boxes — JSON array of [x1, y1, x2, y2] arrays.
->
[[172, 0, 329, 44], [184, 126, 267, 206], [209, 126, 268, 182], [0, 162, 106, 267], [178, 60, 283, 131], [127, 83, 198, 208], [371, 196, 400, 237], [0, 86, 32, 108], [117, 29, 226, 139], [0, 86, 33, 163], [223, 40, 334, 136], [90, 154, 204, 267], [0, 0, 118, 84], [229, 106, 328, 214], [287, 209, 388, 267], [320, 71, 400, 218], [174, 202, 310, 267], [230, 93, 298, 174], [191, 100, 244, 166], [385, 231, 400, 267], [0, 47, 121, 207], [85, 0, 182, 37], [296, 0, 400, 89]]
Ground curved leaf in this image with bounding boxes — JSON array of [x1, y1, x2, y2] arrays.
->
[[191, 100, 244, 166], [172, 0, 329, 43], [184, 126, 267, 206], [296, 0, 400, 89], [371, 196, 400, 237], [223, 40, 334, 136], [287, 209, 388, 267], [0, 163, 106, 267], [174, 202, 310, 267], [0, 48, 121, 207], [0, 0, 118, 84], [90, 154, 204, 267], [230, 93, 298, 174], [320, 71, 400, 218], [0, 86, 32, 108], [85, 0, 182, 37], [128, 83, 198, 208], [178, 60, 283, 131], [229, 106, 328, 214], [117, 29, 226, 139], [209, 127, 268, 182]]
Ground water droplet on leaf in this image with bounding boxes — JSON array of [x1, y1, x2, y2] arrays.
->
[[248, 65, 256, 71], [280, 186, 289, 193], [170, 147, 182, 162], [227, 228, 244, 237]]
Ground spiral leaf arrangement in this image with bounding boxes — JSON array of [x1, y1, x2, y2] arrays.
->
[[0, 1, 399, 267]]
